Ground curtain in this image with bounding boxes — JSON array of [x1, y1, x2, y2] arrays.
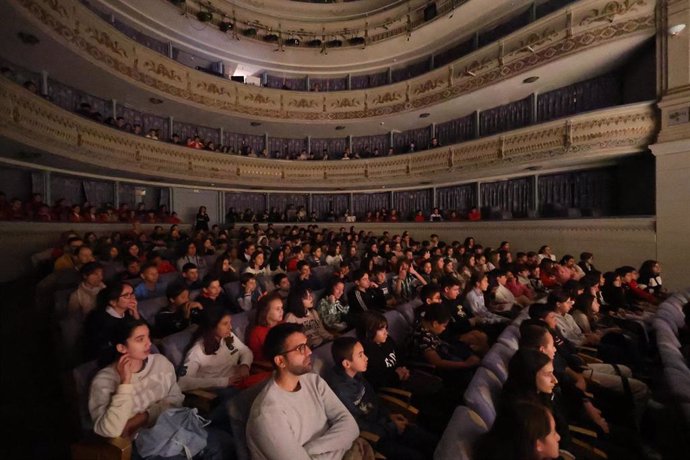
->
[[311, 138, 347, 157], [480, 177, 533, 218], [310, 77, 347, 92], [538, 168, 613, 216], [436, 114, 476, 145], [268, 137, 307, 157], [392, 59, 431, 83], [537, 74, 622, 122], [118, 105, 144, 127], [311, 194, 349, 219], [437, 184, 477, 214], [434, 38, 475, 68], [269, 194, 308, 214], [394, 126, 432, 151], [351, 192, 390, 217], [50, 174, 85, 206], [537, 0, 577, 18], [225, 192, 267, 213], [350, 71, 388, 90], [112, 18, 167, 55], [480, 96, 532, 137], [83, 179, 115, 207], [478, 8, 531, 46], [351, 134, 389, 156], [47, 79, 79, 112], [393, 189, 433, 220], [141, 113, 169, 139]]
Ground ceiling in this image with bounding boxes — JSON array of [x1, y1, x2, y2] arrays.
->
[[0, 0, 653, 139]]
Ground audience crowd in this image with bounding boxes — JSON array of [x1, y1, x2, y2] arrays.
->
[[33, 210, 676, 459]]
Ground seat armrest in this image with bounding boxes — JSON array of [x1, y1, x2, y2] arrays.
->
[[379, 394, 419, 421], [378, 387, 412, 402]]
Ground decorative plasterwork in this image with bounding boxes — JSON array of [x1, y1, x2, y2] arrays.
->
[[10, 0, 656, 122], [0, 78, 657, 190]]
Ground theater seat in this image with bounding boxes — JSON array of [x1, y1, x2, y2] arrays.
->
[[481, 343, 515, 383], [311, 341, 334, 377], [231, 311, 251, 344], [497, 325, 520, 351], [137, 296, 168, 325], [384, 310, 411, 345], [397, 298, 423, 324], [434, 406, 488, 460], [228, 379, 272, 460], [463, 367, 502, 427], [160, 326, 197, 370]]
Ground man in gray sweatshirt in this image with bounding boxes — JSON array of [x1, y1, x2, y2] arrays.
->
[[247, 323, 360, 460]]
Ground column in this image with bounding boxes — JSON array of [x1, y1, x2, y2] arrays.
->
[[114, 181, 120, 208], [44, 171, 51, 204], [650, 0, 690, 289], [40, 70, 48, 96]]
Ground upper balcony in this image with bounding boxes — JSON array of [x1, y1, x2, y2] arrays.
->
[[2, 0, 656, 127], [0, 76, 657, 191]]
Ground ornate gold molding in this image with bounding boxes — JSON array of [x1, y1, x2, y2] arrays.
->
[[0, 77, 657, 190], [10, 0, 656, 121]]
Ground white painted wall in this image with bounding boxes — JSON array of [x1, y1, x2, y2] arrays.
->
[[171, 188, 220, 227]]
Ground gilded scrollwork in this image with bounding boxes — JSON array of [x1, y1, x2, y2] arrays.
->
[[12, 0, 657, 123], [330, 98, 361, 109], [143, 61, 182, 82], [413, 78, 446, 95], [579, 0, 646, 26], [287, 98, 319, 109], [371, 92, 402, 105], [244, 93, 274, 105], [85, 27, 128, 57]]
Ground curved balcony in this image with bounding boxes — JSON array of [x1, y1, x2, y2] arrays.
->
[[7, 0, 655, 122], [0, 76, 657, 191]]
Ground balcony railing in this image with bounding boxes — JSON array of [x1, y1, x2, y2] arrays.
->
[[9, 0, 656, 121], [0, 76, 657, 190]]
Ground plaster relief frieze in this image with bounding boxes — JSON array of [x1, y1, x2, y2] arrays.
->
[[84, 27, 128, 58], [412, 78, 447, 95], [330, 98, 361, 109], [287, 98, 319, 109], [0, 79, 657, 190], [579, 0, 647, 27], [143, 61, 182, 82], [11, 0, 656, 122], [41, 0, 67, 17]]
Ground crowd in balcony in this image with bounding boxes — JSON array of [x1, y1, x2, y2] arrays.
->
[[37, 206, 673, 459], [0, 192, 181, 224]]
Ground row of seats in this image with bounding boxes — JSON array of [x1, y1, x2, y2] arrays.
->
[[653, 289, 690, 425], [434, 311, 527, 459]]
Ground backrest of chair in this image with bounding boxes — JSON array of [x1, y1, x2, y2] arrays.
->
[[138, 296, 168, 326], [160, 326, 196, 370], [659, 302, 686, 329], [397, 298, 423, 325], [223, 281, 242, 302], [655, 310, 680, 336], [54, 288, 75, 318], [231, 312, 251, 344], [481, 343, 514, 383], [158, 272, 181, 290], [654, 318, 681, 348], [312, 265, 334, 284], [204, 254, 219, 270], [311, 341, 334, 377], [497, 325, 520, 350], [463, 367, 502, 427], [228, 378, 272, 460], [384, 310, 411, 345], [72, 360, 99, 432], [434, 406, 488, 460]]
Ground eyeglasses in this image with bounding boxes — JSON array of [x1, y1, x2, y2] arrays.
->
[[280, 342, 310, 356], [119, 291, 136, 299]]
